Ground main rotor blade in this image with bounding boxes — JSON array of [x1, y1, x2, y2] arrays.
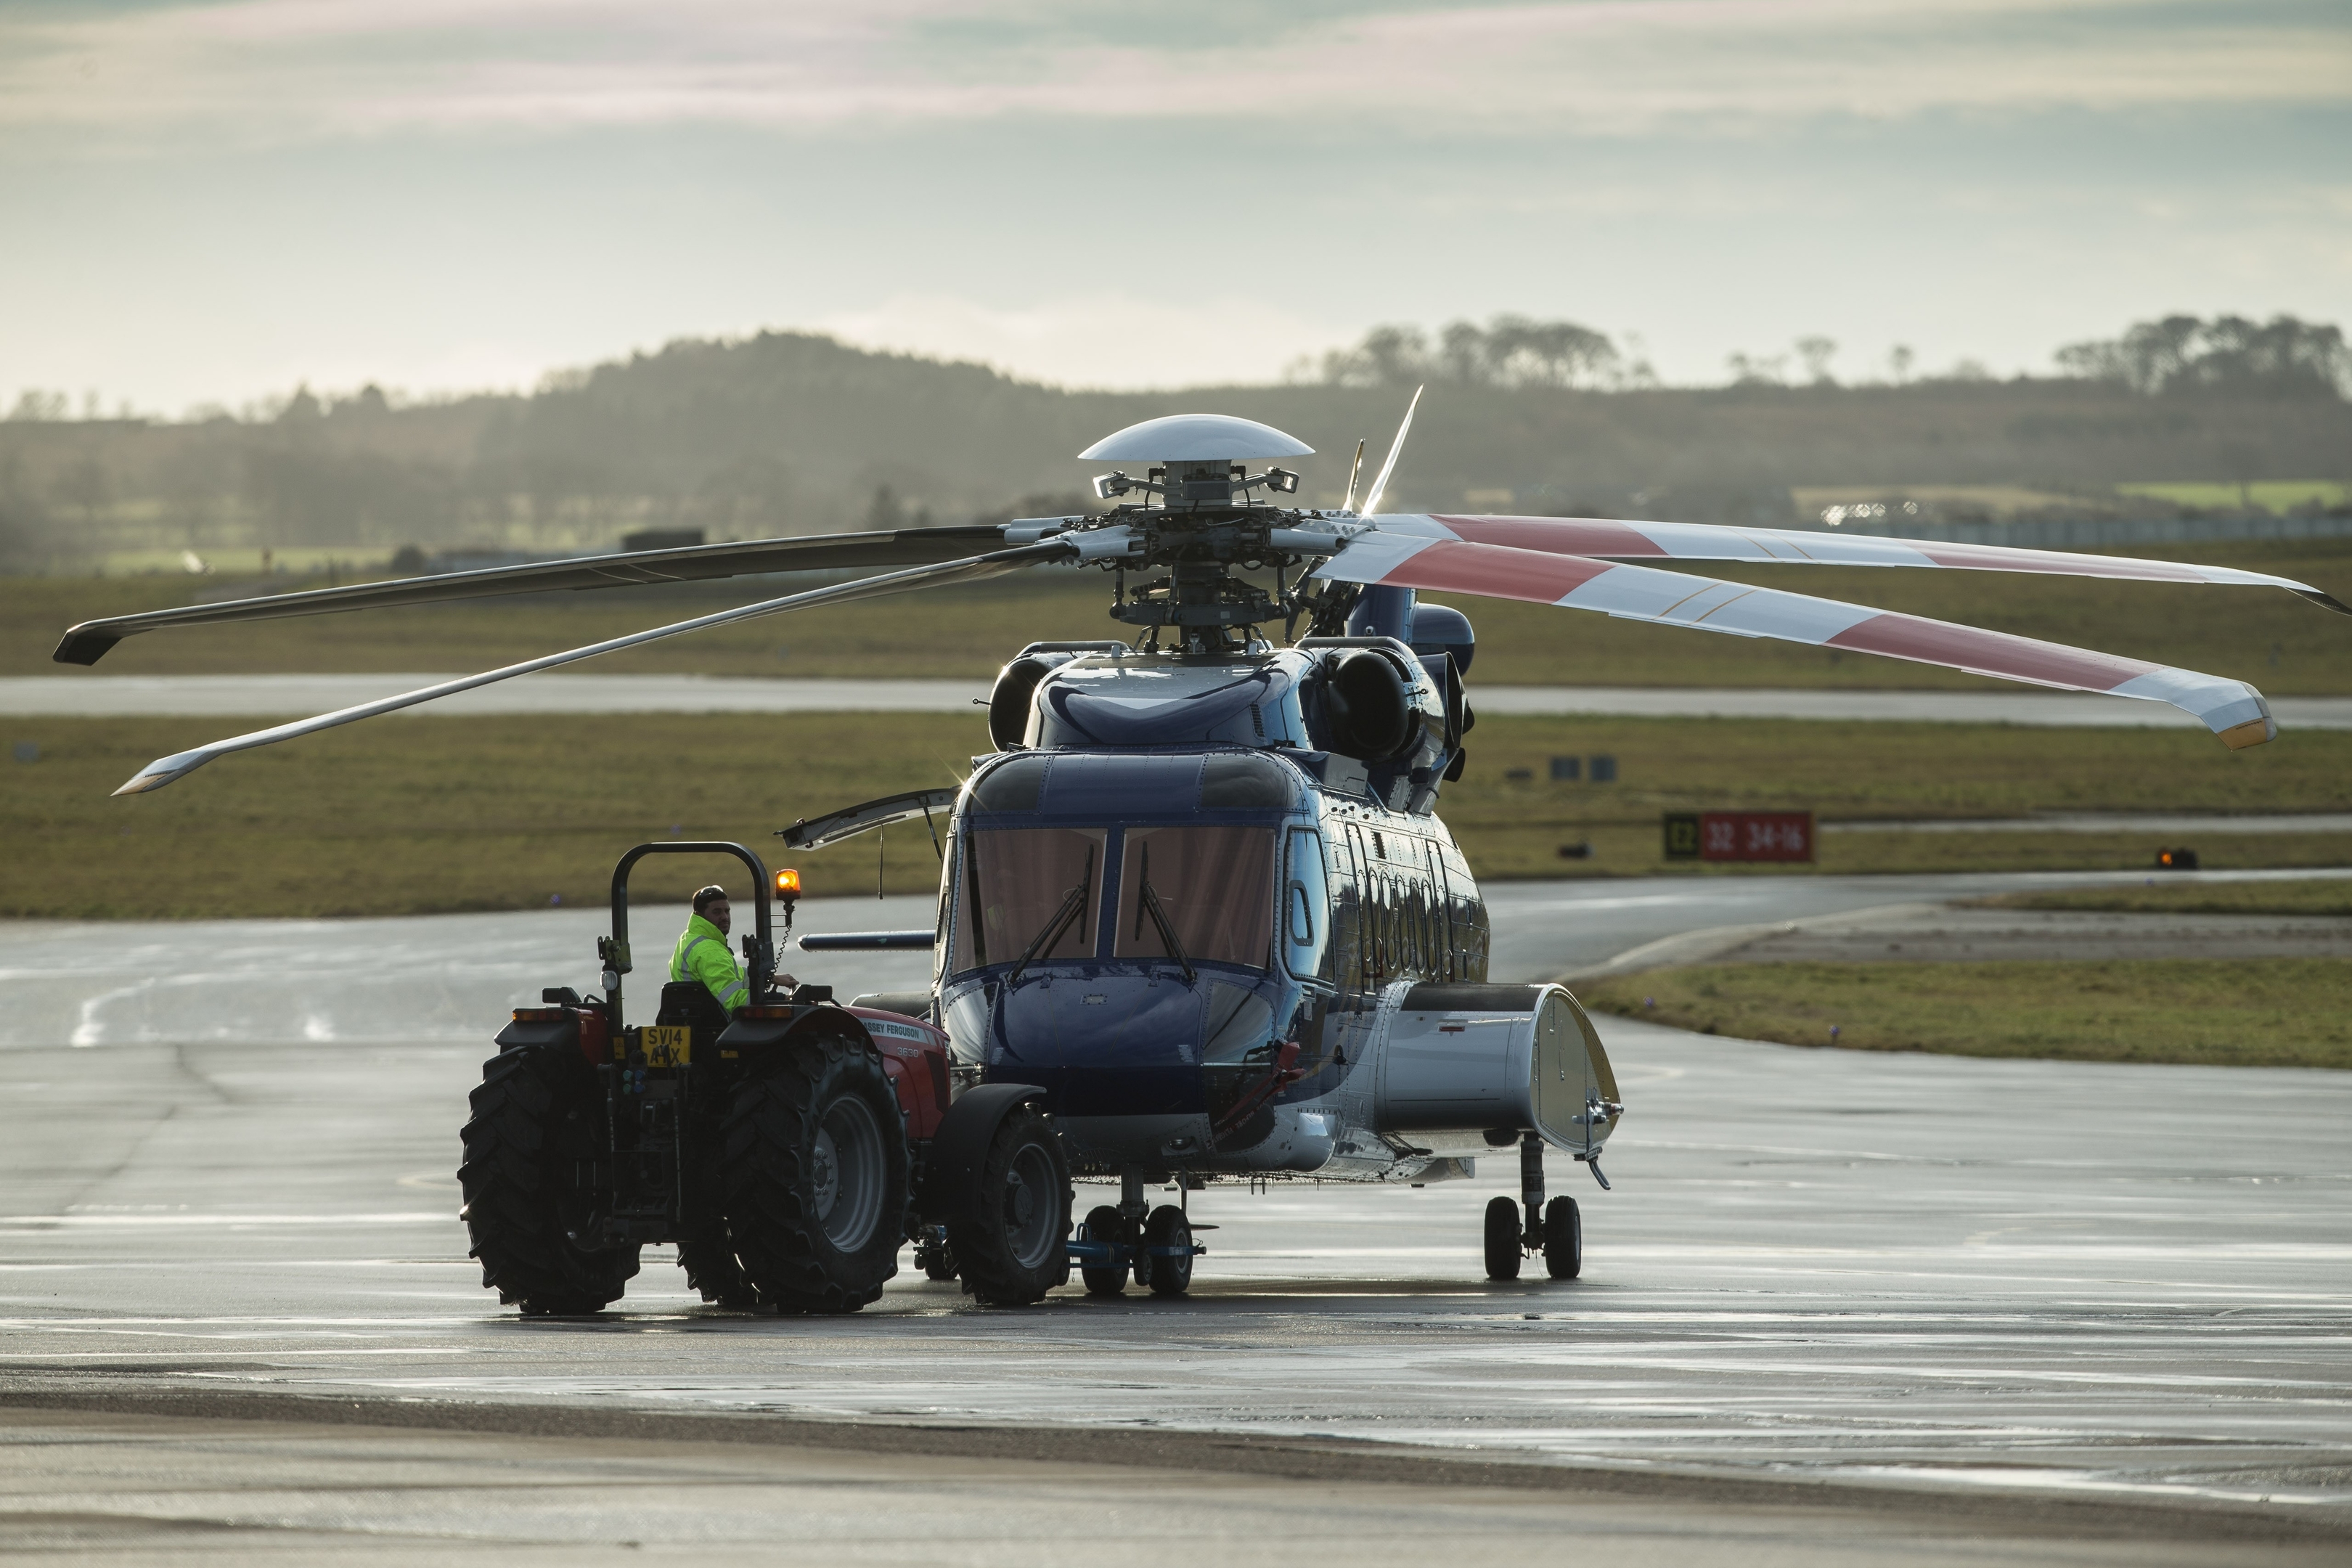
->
[[1355, 386, 1422, 518], [113, 542, 1073, 796], [1339, 439, 1366, 514], [1355, 512, 2349, 613], [1315, 536, 2279, 748], [54, 523, 1011, 666]]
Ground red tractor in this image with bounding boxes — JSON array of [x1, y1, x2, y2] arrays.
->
[[457, 841, 1072, 1314]]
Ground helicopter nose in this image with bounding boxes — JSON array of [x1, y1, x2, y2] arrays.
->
[[983, 973, 1206, 1117]]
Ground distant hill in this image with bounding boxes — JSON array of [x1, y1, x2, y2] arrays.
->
[[3, 329, 2347, 571]]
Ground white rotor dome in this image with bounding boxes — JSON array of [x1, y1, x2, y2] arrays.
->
[[1079, 413, 1313, 463]]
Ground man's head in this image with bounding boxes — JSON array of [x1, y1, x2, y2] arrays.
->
[[692, 884, 732, 936]]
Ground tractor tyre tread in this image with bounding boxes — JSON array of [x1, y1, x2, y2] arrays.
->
[[458, 1044, 638, 1315], [719, 1040, 908, 1315], [949, 1105, 1072, 1308]]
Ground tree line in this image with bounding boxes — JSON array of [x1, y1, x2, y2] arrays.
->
[[1, 315, 2345, 571], [1299, 313, 2348, 399], [1297, 317, 1651, 390], [2055, 315, 2348, 400]]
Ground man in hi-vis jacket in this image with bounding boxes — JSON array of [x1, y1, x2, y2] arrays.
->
[[670, 885, 790, 1011]]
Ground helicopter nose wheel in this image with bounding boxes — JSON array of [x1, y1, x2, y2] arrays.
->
[[1139, 1204, 1193, 1297], [1080, 1204, 1130, 1296]]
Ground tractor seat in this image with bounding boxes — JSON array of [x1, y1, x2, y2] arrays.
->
[[656, 981, 731, 1053]]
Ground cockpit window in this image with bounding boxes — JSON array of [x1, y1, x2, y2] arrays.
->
[[949, 827, 1106, 977], [1113, 825, 1276, 970]]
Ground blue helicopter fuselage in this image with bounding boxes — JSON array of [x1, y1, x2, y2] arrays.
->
[[932, 640, 1533, 1183]]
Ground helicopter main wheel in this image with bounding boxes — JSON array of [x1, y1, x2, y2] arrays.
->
[[1482, 1195, 1524, 1282], [913, 1226, 959, 1282], [1080, 1204, 1129, 1297], [1543, 1196, 1583, 1280], [1141, 1204, 1193, 1297]]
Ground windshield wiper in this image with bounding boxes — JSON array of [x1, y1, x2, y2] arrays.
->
[[1008, 846, 1093, 985], [1132, 844, 1197, 984]]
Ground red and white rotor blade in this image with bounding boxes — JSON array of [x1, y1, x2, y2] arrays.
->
[[1315, 536, 2278, 748], [1358, 513, 2347, 613]]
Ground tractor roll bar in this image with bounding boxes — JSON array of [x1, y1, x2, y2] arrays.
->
[[603, 841, 777, 1029]]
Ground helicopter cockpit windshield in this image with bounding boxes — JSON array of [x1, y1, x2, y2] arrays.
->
[[1111, 826, 1273, 969], [946, 750, 1296, 981], [950, 827, 1106, 974], [947, 822, 1277, 978]]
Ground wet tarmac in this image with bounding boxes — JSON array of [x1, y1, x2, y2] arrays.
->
[[3, 878, 2349, 1550]]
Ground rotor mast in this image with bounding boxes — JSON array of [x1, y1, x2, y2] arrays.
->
[[1077, 415, 1326, 653]]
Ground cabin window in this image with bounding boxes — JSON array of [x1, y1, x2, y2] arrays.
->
[[949, 827, 1107, 976], [1283, 828, 1331, 982], [1332, 828, 1364, 993], [1114, 825, 1277, 970]]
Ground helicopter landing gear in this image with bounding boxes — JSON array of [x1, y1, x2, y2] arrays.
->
[[1079, 1204, 1129, 1296], [912, 1225, 957, 1282], [1543, 1196, 1582, 1279], [1482, 1196, 1522, 1281], [1073, 1169, 1204, 1297], [1485, 1135, 1583, 1283], [1140, 1205, 1193, 1297]]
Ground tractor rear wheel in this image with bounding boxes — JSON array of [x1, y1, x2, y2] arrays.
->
[[458, 1043, 640, 1315], [1482, 1195, 1523, 1282], [676, 1116, 758, 1309], [948, 1104, 1072, 1307], [676, 1233, 756, 1309], [720, 1038, 909, 1314]]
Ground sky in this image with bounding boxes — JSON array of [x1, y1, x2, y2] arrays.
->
[[2, 0, 2347, 415]]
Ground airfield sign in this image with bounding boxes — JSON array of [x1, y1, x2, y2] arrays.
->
[[1663, 810, 1815, 863]]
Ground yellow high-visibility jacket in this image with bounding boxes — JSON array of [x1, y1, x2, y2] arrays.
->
[[669, 913, 748, 1010]]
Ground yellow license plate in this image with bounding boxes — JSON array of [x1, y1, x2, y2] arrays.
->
[[641, 1025, 692, 1066]]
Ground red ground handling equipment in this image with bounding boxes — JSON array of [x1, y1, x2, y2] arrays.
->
[[457, 841, 1072, 1315]]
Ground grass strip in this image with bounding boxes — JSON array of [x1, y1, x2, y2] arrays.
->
[[1970, 878, 2352, 918], [1579, 959, 2352, 1069], [7, 711, 2352, 920]]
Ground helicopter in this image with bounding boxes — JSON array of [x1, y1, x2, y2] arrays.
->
[[54, 396, 2346, 1295]]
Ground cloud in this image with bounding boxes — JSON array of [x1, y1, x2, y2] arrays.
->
[[4, 0, 2344, 148]]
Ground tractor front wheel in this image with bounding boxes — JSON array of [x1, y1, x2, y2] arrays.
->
[[948, 1104, 1072, 1307]]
